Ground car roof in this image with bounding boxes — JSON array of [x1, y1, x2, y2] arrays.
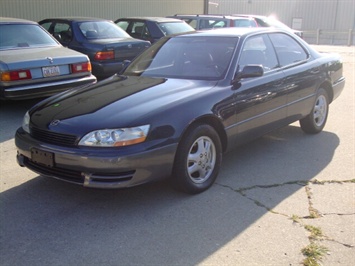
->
[[169, 14, 246, 20], [175, 27, 282, 38], [116, 17, 185, 23], [0, 17, 37, 24], [233, 14, 268, 19], [40, 17, 111, 22]]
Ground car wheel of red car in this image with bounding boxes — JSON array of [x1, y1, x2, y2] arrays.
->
[[172, 124, 222, 194], [300, 88, 329, 134]]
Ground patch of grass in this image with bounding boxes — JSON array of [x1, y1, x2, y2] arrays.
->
[[305, 225, 323, 240], [302, 243, 328, 266], [290, 214, 301, 223]]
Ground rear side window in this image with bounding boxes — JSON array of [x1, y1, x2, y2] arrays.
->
[[53, 23, 72, 42], [129, 22, 151, 40], [116, 21, 129, 31], [182, 18, 197, 29], [269, 33, 308, 67]]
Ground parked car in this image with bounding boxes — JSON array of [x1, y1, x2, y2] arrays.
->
[[115, 17, 194, 43], [0, 17, 96, 100], [39, 17, 151, 79], [234, 14, 303, 38], [16, 28, 345, 194], [168, 14, 257, 30]]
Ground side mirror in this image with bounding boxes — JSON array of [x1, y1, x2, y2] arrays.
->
[[232, 65, 264, 84]]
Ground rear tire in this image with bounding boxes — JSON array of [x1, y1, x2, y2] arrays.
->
[[172, 124, 222, 194], [300, 88, 329, 134]]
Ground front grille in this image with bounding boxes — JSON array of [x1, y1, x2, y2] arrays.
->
[[31, 126, 78, 146]]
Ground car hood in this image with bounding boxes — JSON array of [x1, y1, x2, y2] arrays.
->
[[0, 46, 88, 70], [29, 75, 218, 135]]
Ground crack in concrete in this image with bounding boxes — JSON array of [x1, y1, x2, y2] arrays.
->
[[215, 179, 355, 264]]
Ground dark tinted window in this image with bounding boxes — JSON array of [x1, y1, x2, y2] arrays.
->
[[157, 22, 194, 35], [53, 23, 72, 42], [239, 34, 278, 71], [269, 33, 308, 66], [125, 36, 238, 80], [79, 21, 130, 39]]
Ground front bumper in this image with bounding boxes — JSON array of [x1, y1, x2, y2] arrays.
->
[[15, 128, 177, 189]]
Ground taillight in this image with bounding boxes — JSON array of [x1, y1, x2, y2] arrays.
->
[[71, 62, 92, 73], [1, 70, 32, 81], [94, 51, 114, 60]]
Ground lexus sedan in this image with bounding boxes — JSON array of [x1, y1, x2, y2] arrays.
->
[[0, 17, 96, 100], [39, 17, 151, 79], [115, 17, 195, 43], [15, 28, 345, 194]]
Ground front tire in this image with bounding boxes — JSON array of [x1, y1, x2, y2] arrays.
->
[[300, 88, 329, 134], [172, 124, 222, 194]]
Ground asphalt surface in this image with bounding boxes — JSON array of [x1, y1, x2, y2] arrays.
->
[[1, 45, 354, 266]]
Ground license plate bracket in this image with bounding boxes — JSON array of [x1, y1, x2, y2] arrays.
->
[[42, 66, 60, 77], [31, 148, 54, 167]]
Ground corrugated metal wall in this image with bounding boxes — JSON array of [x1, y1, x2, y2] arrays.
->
[[0, 0, 204, 22], [210, 0, 354, 45], [211, 0, 354, 31]]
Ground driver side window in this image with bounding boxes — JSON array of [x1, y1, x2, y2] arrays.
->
[[238, 34, 279, 72]]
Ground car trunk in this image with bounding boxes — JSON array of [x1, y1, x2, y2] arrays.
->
[[1, 46, 90, 79], [89, 38, 150, 61]]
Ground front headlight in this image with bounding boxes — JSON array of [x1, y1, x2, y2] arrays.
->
[[79, 125, 150, 147], [22, 111, 30, 133]]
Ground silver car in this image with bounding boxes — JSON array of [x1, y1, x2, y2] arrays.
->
[[0, 17, 96, 100]]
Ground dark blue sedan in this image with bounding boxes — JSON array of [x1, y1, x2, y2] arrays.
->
[[15, 28, 345, 194], [115, 17, 194, 43], [39, 17, 151, 79]]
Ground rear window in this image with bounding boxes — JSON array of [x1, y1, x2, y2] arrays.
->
[[0, 24, 58, 49], [78, 21, 130, 39], [157, 22, 194, 36]]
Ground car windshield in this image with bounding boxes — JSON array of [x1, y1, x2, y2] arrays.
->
[[157, 22, 195, 35], [0, 24, 58, 50], [79, 21, 130, 39], [234, 19, 257, 27], [124, 36, 238, 80]]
